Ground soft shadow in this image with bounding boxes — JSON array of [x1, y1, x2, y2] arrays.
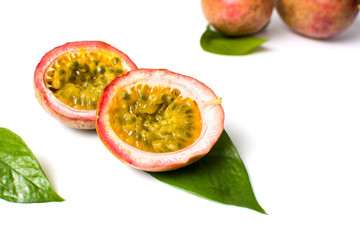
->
[[224, 121, 253, 163], [36, 156, 60, 190], [129, 167, 155, 180], [325, 19, 360, 43], [255, 16, 289, 40], [289, 22, 360, 43], [62, 125, 98, 137], [248, 45, 269, 55]]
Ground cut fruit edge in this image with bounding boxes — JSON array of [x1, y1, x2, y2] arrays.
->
[[34, 41, 137, 129], [96, 69, 225, 171]]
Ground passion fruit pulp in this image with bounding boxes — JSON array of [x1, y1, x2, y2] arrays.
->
[[34, 41, 137, 129], [109, 85, 203, 153], [97, 69, 224, 172]]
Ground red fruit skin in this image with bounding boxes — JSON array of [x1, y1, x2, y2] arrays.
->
[[276, 0, 359, 39], [201, 0, 274, 36], [96, 69, 225, 172], [34, 41, 137, 129]]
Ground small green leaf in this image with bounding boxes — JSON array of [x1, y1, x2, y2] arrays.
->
[[200, 25, 268, 55], [0, 127, 64, 203], [148, 130, 266, 214]]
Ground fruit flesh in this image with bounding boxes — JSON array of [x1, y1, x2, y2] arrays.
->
[[109, 84, 202, 153], [45, 49, 126, 110], [96, 69, 224, 171]]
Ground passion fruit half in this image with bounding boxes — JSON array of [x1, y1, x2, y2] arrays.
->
[[96, 69, 224, 172], [34, 41, 137, 129]]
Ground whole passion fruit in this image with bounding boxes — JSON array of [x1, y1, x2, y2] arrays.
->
[[276, 0, 360, 39], [96, 69, 224, 172], [201, 0, 274, 36], [34, 41, 137, 129]]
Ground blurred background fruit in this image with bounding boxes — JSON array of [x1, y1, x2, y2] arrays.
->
[[276, 0, 360, 39], [201, 0, 274, 36]]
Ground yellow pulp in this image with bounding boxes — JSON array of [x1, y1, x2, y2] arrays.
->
[[109, 85, 202, 153], [45, 49, 126, 110]]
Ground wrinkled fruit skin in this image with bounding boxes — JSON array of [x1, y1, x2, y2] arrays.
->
[[34, 41, 137, 129], [201, 0, 274, 36], [96, 69, 225, 172], [276, 0, 359, 39]]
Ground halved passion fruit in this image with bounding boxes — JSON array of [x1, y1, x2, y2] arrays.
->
[[34, 41, 137, 129], [96, 69, 224, 172]]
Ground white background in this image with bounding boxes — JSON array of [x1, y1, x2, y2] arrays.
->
[[1, 1, 360, 239]]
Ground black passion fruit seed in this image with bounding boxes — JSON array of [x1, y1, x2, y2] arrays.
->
[[44, 49, 127, 110], [109, 85, 202, 153]]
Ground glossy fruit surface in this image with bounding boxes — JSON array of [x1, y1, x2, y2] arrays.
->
[[34, 41, 137, 129], [201, 0, 274, 36], [276, 0, 359, 39], [97, 69, 224, 172]]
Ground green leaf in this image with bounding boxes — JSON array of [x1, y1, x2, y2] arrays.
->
[[200, 25, 268, 55], [148, 130, 266, 214], [0, 127, 64, 203]]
